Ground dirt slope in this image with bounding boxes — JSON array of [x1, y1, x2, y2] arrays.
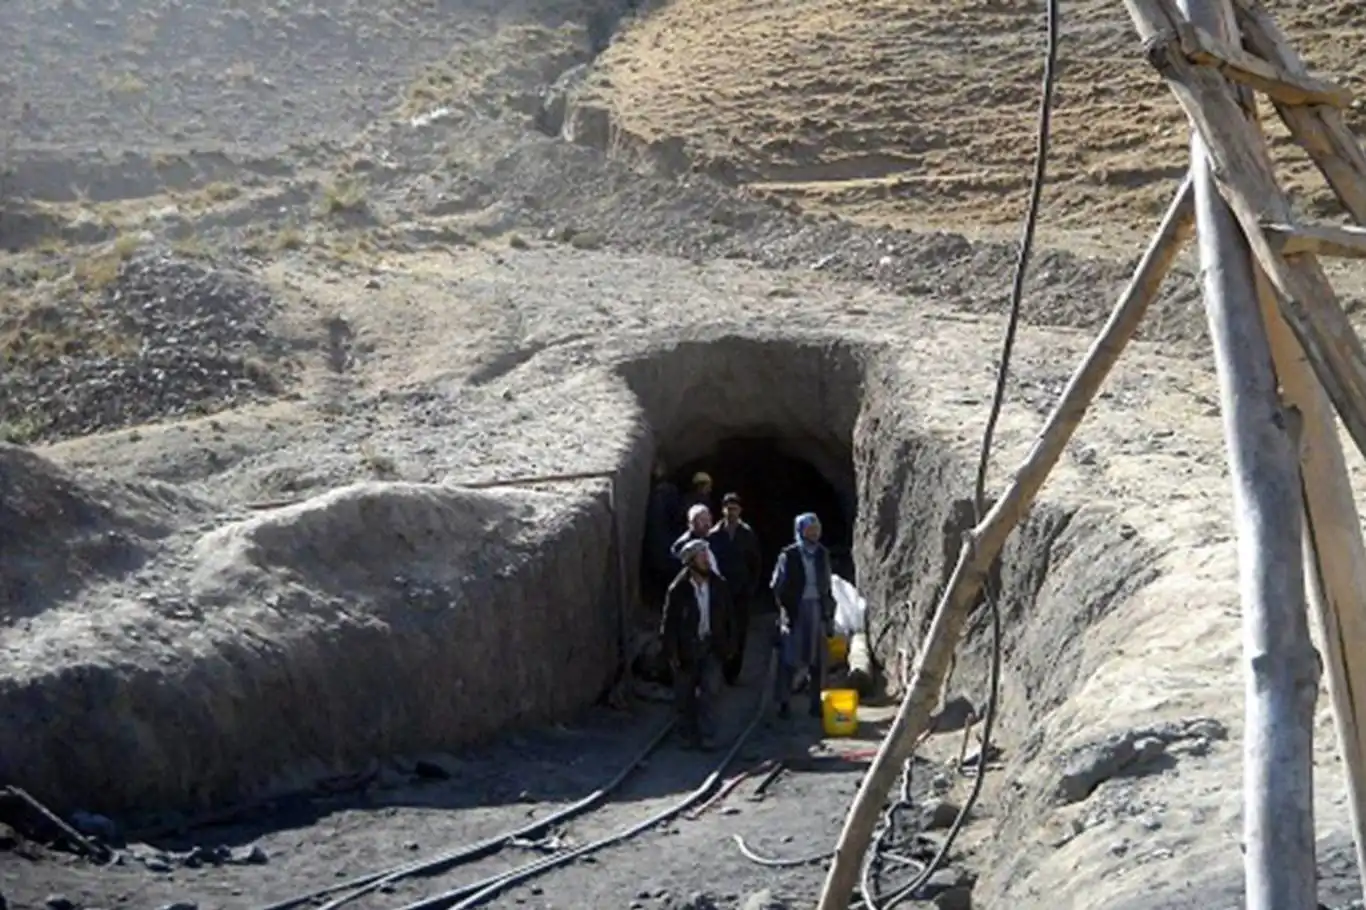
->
[[586, 0, 1366, 240]]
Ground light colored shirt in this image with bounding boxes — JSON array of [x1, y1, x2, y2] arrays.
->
[[691, 575, 712, 639]]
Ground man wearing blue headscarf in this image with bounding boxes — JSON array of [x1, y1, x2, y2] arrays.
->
[[769, 511, 838, 719]]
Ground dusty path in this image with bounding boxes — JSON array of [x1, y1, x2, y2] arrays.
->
[[0, 623, 954, 910]]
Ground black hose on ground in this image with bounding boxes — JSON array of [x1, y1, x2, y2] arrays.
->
[[256, 717, 678, 910], [395, 650, 778, 910]]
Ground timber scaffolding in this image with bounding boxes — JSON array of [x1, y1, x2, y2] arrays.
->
[[814, 0, 1366, 908]]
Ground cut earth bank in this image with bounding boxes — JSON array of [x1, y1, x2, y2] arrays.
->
[[4, 250, 1365, 907]]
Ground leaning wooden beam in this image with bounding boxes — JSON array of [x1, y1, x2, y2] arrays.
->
[[1173, 19, 1351, 108], [1233, 0, 1366, 222], [814, 176, 1195, 910], [1264, 221, 1366, 259], [1126, 0, 1366, 464], [1259, 267, 1366, 900]]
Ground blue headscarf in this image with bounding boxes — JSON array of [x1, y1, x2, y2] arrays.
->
[[794, 512, 821, 552]]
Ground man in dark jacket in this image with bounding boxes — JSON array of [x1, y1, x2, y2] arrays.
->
[[770, 512, 838, 720], [708, 492, 762, 686], [661, 538, 734, 750]]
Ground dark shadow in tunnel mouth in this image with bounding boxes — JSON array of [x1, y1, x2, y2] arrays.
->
[[670, 433, 855, 583], [615, 335, 868, 620]]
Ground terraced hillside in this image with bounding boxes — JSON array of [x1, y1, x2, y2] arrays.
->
[[586, 0, 1366, 242]]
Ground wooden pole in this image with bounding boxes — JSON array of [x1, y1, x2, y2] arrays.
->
[[814, 177, 1195, 910], [1237, 54, 1366, 894], [1178, 0, 1319, 905], [1259, 268, 1366, 895]]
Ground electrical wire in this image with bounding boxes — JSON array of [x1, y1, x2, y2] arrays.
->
[[394, 651, 777, 910], [859, 0, 1062, 904], [257, 717, 677, 910]]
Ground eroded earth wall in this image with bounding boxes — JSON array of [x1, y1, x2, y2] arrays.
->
[[0, 481, 621, 811]]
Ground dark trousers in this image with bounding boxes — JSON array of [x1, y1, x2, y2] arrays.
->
[[775, 603, 826, 716], [722, 593, 753, 685], [674, 646, 722, 742]]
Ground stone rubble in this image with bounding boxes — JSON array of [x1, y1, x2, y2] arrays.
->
[[0, 251, 291, 442]]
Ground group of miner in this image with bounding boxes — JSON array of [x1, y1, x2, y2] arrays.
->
[[644, 464, 839, 750]]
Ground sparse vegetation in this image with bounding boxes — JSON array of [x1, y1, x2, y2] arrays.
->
[[325, 232, 378, 264], [99, 72, 148, 96], [358, 440, 399, 479], [171, 234, 210, 258], [202, 182, 242, 203], [71, 233, 142, 290], [274, 226, 305, 250], [0, 289, 136, 370], [319, 179, 369, 217], [240, 224, 307, 256], [0, 416, 43, 445], [240, 356, 282, 393]]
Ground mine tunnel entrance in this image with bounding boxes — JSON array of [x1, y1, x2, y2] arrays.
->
[[645, 433, 857, 609]]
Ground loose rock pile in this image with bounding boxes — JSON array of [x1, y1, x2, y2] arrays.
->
[[0, 252, 291, 442]]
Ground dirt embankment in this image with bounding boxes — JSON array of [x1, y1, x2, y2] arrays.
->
[[0, 476, 623, 812]]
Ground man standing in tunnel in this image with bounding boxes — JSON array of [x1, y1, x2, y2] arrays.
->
[[708, 492, 762, 686], [683, 471, 715, 516], [644, 461, 683, 604], [661, 538, 734, 750], [770, 512, 838, 720], [671, 503, 721, 576]]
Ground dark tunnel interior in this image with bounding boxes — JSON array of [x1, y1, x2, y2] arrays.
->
[[642, 434, 857, 602]]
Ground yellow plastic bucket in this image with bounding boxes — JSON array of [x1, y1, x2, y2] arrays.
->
[[826, 634, 849, 665], [822, 688, 860, 738]]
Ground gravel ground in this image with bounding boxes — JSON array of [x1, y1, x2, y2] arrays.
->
[[0, 252, 296, 442]]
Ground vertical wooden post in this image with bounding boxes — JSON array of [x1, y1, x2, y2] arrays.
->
[[1181, 0, 1319, 905], [1236, 48, 1366, 891], [1259, 268, 1366, 896]]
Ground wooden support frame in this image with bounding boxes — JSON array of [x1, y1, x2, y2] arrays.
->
[[1128, 0, 1366, 897], [1126, 0, 1366, 465], [814, 178, 1195, 910], [1264, 221, 1366, 259], [1234, 0, 1366, 222], [1172, 19, 1351, 108]]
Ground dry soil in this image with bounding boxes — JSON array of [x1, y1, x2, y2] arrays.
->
[[4, 0, 1366, 909]]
